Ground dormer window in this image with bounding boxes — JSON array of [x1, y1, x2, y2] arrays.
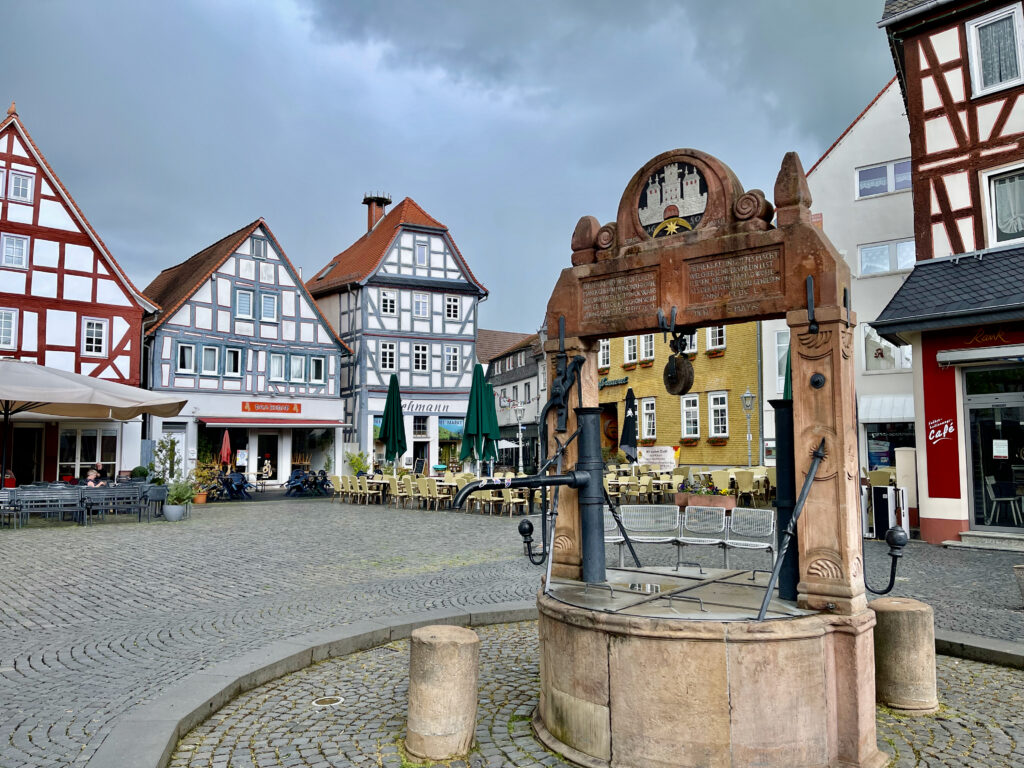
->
[[967, 4, 1024, 97], [251, 237, 267, 259]]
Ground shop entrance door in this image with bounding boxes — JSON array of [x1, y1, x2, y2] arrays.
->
[[12, 426, 43, 484], [257, 434, 279, 481], [968, 403, 1024, 531]]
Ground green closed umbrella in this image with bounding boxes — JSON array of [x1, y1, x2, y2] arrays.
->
[[379, 374, 407, 469], [460, 364, 500, 469], [480, 383, 500, 463], [783, 346, 793, 400]]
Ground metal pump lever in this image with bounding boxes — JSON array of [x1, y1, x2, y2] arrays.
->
[[452, 471, 590, 510]]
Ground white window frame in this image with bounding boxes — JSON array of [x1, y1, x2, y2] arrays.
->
[[775, 330, 790, 392], [269, 353, 286, 381], [200, 346, 219, 375], [445, 295, 460, 320], [81, 317, 108, 358], [235, 289, 254, 319], [855, 158, 912, 199], [709, 391, 729, 438], [681, 395, 700, 438], [863, 325, 913, 372], [640, 333, 655, 361], [517, 350, 526, 366], [310, 356, 326, 383], [413, 292, 429, 318], [858, 238, 916, 276], [967, 4, 1024, 98], [0, 170, 5, 200], [251, 237, 268, 259], [599, 339, 610, 368], [289, 355, 305, 382], [982, 161, 1024, 246], [444, 344, 459, 373], [641, 397, 656, 440], [380, 289, 398, 316], [0, 307, 18, 349], [260, 293, 278, 322], [680, 330, 698, 354], [176, 343, 196, 373], [524, 381, 531, 404], [624, 336, 638, 364], [707, 326, 726, 350], [413, 343, 428, 372], [224, 348, 242, 377], [413, 414, 429, 437], [7, 171, 34, 203], [379, 342, 396, 371], [1, 233, 29, 269], [415, 241, 429, 267], [493, 358, 502, 375]]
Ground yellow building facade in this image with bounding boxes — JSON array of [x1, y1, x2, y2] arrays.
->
[[597, 322, 762, 468]]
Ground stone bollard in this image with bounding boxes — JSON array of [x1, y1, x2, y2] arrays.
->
[[405, 625, 480, 760], [870, 597, 938, 713]]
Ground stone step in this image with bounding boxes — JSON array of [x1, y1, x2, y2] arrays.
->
[[942, 530, 1024, 552]]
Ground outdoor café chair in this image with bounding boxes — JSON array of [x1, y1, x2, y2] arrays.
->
[[984, 476, 1022, 526], [733, 470, 757, 507], [360, 475, 381, 505], [0, 488, 20, 529], [329, 475, 343, 502], [386, 475, 409, 508], [710, 470, 732, 494], [425, 478, 443, 510], [500, 487, 526, 516], [723, 507, 776, 569], [405, 475, 420, 508], [674, 506, 727, 569]]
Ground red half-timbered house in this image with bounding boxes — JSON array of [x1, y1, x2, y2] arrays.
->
[[0, 104, 157, 482], [875, 1, 1024, 545]]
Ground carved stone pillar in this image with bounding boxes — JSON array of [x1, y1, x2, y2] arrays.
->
[[543, 336, 598, 582], [787, 305, 866, 615]]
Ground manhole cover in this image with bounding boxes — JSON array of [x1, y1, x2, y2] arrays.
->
[[311, 696, 344, 707], [368, 646, 400, 657]]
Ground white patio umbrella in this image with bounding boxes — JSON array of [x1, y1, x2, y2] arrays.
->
[[0, 359, 188, 483]]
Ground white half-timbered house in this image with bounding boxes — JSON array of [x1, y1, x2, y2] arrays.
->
[[144, 219, 351, 483], [307, 196, 488, 470], [0, 105, 158, 482]]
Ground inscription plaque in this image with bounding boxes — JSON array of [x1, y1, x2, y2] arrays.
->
[[687, 250, 782, 304], [582, 270, 659, 322]]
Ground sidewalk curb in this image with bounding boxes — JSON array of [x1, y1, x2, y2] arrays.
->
[[85, 600, 539, 768], [935, 629, 1024, 669]]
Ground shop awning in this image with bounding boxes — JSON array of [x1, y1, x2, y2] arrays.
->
[[858, 395, 914, 423], [198, 417, 349, 428]]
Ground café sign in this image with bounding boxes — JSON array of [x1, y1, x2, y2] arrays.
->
[[599, 376, 629, 390], [242, 401, 302, 414]]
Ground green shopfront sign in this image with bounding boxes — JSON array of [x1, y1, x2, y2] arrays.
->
[[599, 376, 628, 390]]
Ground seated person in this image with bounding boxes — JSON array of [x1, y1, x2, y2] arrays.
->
[[85, 469, 107, 487]]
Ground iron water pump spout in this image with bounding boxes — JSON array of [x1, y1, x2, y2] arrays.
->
[[451, 471, 590, 510]]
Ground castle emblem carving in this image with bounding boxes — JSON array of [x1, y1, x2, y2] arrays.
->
[[638, 161, 708, 237]]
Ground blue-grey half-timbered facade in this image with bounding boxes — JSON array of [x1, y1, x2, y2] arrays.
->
[[144, 219, 351, 482], [307, 196, 487, 469]]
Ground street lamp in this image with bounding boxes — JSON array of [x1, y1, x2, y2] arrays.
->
[[514, 403, 526, 474], [741, 387, 755, 467]]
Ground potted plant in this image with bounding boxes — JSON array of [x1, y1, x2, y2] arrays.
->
[[163, 477, 193, 521], [192, 461, 219, 504], [675, 478, 736, 511], [130, 465, 149, 480], [680, 437, 700, 447]]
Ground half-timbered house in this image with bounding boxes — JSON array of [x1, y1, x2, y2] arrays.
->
[[307, 196, 487, 470], [143, 219, 351, 483], [0, 104, 157, 482], [874, 0, 1024, 544]]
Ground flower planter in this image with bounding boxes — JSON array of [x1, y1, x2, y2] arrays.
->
[[193, 492, 208, 505], [706, 349, 725, 358], [639, 360, 654, 368], [675, 492, 736, 510], [707, 438, 729, 446], [622, 364, 637, 371], [597, 367, 610, 375], [163, 504, 186, 522], [680, 439, 699, 447]]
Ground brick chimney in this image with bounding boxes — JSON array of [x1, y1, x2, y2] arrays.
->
[[362, 193, 392, 232]]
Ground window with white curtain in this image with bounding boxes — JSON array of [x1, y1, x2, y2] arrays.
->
[[641, 398, 656, 439], [640, 333, 655, 360], [1, 234, 29, 268], [269, 353, 285, 380], [709, 391, 729, 437], [681, 395, 699, 438], [0, 308, 18, 349], [200, 346, 218, 375], [985, 164, 1024, 244], [624, 336, 638, 363], [290, 355, 305, 381], [859, 238, 916, 275], [967, 4, 1024, 97]]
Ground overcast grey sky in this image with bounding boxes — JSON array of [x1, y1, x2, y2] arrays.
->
[[2, 1, 894, 333]]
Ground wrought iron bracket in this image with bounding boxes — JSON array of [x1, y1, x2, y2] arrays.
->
[[550, 316, 585, 433]]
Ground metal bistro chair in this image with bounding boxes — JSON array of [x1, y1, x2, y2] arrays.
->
[[620, 504, 679, 564], [674, 506, 727, 570], [723, 507, 776, 570], [0, 488, 20, 529], [984, 476, 1023, 526]]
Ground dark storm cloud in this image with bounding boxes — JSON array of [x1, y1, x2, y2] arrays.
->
[[0, 1, 894, 333]]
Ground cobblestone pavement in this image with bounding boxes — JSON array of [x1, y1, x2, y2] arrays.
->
[[1, 500, 1021, 767], [170, 621, 1024, 768]]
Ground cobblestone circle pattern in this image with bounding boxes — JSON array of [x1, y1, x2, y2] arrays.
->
[[169, 622, 1024, 768], [0, 498, 1021, 767]]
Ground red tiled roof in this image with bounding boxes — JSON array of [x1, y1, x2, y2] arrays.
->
[[477, 329, 531, 363], [0, 109, 158, 312], [807, 77, 898, 177], [495, 332, 539, 359], [306, 197, 487, 297], [143, 219, 351, 354]]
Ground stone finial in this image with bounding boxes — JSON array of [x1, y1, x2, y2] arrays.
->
[[6, 101, 16, 117], [570, 215, 600, 266], [774, 151, 812, 209]]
